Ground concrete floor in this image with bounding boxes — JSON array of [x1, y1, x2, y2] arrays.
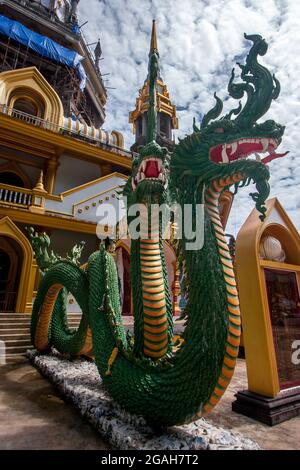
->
[[0, 358, 108, 450], [0, 357, 299, 450], [208, 360, 300, 450]]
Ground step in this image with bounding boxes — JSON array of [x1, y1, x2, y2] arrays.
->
[[0, 317, 30, 321], [0, 313, 82, 316], [0, 315, 81, 320], [0, 318, 79, 322], [0, 325, 30, 336], [2, 343, 32, 350], [0, 322, 78, 329], [1, 354, 29, 364], [5, 340, 32, 351], [0, 315, 30, 319], [5, 345, 34, 354], [0, 333, 31, 340], [0, 313, 31, 320]]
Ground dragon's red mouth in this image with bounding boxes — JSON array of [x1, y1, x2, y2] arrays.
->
[[131, 157, 167, 191], [210, 137, 288, 164]]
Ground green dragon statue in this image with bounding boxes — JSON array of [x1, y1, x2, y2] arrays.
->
[[30, 33, 288, 426]]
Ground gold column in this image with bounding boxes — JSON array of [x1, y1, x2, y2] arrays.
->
[[46, 157, 59, 194], [25, 258, 38, 313]]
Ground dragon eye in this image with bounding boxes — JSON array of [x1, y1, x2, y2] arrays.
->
[[215, 128, 225, 133]]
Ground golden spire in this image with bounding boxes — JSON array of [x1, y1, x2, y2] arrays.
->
[[129, 20, 178, 140], [149, 19, 159, 56], [33, 170, 46, 192]]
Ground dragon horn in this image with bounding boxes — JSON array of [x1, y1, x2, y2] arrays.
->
[[193, 117, 200, 133], [229, 33, 281, 128], [201, 92, 223, 129]]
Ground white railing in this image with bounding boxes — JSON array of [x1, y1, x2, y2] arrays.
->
[[0, 104, 132, 158], [0, 184, 33, 206], [0, 104, 60, 132]]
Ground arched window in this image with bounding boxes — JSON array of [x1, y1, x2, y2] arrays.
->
[[13, 98, 39, 116], [0, 162, 31, 188], [8, 88, 45, 119], [0, 172, 25, 188]]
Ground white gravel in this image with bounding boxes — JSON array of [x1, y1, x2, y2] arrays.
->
[[27, 349, 260, 450]]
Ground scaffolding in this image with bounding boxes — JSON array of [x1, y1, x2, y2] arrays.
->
[[0, 32, 102, 127]]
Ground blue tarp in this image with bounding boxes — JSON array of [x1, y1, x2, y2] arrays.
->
[[0, 14, 86, 89]]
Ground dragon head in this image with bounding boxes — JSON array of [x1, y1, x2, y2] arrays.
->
[[123, 141, 170, 209], [172, 34, 288, 220]]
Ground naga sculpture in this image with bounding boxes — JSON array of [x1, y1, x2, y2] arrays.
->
[[30, 33, 288, 426], [26, 227, 85, 272]]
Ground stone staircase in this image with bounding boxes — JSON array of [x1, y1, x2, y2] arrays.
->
[[0, 313, 82, 363]]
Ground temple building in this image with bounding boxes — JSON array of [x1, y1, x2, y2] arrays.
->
[[0, 2, 182, 325], [0, 4, 233, 360], [0, 0, 131, 321]]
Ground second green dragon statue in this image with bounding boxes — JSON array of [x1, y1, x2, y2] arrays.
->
[[29, 33, 288, 426]]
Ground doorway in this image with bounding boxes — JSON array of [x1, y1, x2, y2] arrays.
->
[[0, 237, 22, 312]]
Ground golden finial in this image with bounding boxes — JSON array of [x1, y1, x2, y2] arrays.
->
[[34, 170, 46, 192], [149, 19, 159, 56]]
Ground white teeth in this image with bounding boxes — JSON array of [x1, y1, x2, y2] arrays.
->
[[141, 160, 146, 172], [230, 142, 237, 155], [255, 153, 261, 162], [140, 172, 145, 180], [222, 144, 229, 163], [158, 173, 163, 180], [261, 138, 269, 152], [157, 160, 162, 171], [132, 179, 136, 190]]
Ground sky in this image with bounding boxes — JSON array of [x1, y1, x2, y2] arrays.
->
[[78, 0, 300, 235]]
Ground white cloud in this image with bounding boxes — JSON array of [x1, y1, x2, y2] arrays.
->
[[78, 0, 300, 234]]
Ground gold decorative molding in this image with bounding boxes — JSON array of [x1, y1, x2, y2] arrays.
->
[[0, 206, 97, 234], [0, 114, 132, 170], [0, 216, 35, 313], [61, 172, 127, 197]]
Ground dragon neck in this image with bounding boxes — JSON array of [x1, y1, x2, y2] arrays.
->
[[131, 198, 172, 359], [198, 173, 243, 412]]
